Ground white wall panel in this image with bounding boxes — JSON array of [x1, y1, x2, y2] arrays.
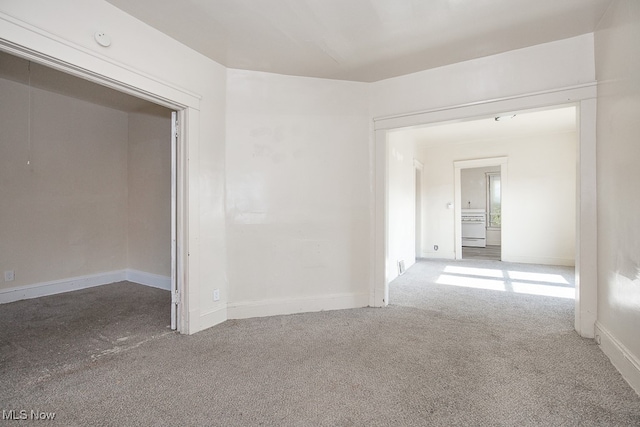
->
[[387, 130, 417, 281], [594, 0, 640, 393], [225, 69, 370, 314], [0, 78, 129, 290], [370, 35, 595, 119]]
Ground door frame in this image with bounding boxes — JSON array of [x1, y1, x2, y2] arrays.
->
[[414, 160, 424, 259], [372, 83, 597, 338], [0, 32, 197, 334], [454, 157, 507, 260]]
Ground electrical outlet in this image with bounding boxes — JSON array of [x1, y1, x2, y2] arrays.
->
[[4, 270, 15, 282], [213, 289, 220, 302], [433, 245, 439, 251]]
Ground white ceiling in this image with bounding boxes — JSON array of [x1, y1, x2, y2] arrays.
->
[[402, 106, 577, 147], [105, 0, 612, 82]]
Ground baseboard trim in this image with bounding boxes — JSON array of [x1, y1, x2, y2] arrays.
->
[[189, 306, 228, 335], [595, 322, 640, 396], [0, 270, 126, 304], [501, 255, 575, 267], [0, 269, 172, 304], [419, 251, 455, 260], [227, 292, 369, 320], [125, 269, 171, 291]]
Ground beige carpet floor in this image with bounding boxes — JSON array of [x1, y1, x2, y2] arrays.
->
[[1, 259, 639, 426]]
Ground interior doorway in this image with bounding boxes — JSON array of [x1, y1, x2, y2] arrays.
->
[[455, 158, 508, 262], [460, 165, 502, 261], [0, 50, 180, 330], [374, 86, 598, 338]]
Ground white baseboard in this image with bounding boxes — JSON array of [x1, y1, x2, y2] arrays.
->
[[227, 292, 369, 320], [595, 322, 640, 396], [502, 255, 574, 267], [419, 251, 455, 260], [0, 269, 172, 304], [0, 270, 126, 304], [189, 306, 228, 335], [125, 269, 171, 290]]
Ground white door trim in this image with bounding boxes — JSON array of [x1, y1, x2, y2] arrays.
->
[[170, 112, 178, 331], [372, 83, 597, 338], [0, 12, 200, 109], [414, 161, 424, 260]]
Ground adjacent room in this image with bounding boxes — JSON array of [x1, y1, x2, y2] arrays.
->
[[387, 106, 577, 281], [0, 50, 175, 337]]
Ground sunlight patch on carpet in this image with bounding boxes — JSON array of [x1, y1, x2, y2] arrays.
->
[[437, 265, 575, 299]]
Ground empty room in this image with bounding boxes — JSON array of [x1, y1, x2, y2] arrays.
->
[[1, 0, 639, 425]]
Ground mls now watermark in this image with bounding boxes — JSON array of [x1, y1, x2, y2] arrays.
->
[[2, 409, 56, 421]]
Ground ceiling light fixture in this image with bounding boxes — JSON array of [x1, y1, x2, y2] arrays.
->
[[495, 115, 516, 121]]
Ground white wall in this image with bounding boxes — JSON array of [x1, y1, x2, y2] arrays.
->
[[0, 71, 173, 296], [594, 0, 640, 394], [0, 76, 129, 290], [0, 0, 228, 333], [127, 110, 172, 277], [370, 34, 595, 119], [225, 69, 371, 318], [416, 131, 577, 266], [387, 130, 417, 282]]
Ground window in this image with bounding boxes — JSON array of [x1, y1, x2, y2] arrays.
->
[[486, 172, 501, 228]]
